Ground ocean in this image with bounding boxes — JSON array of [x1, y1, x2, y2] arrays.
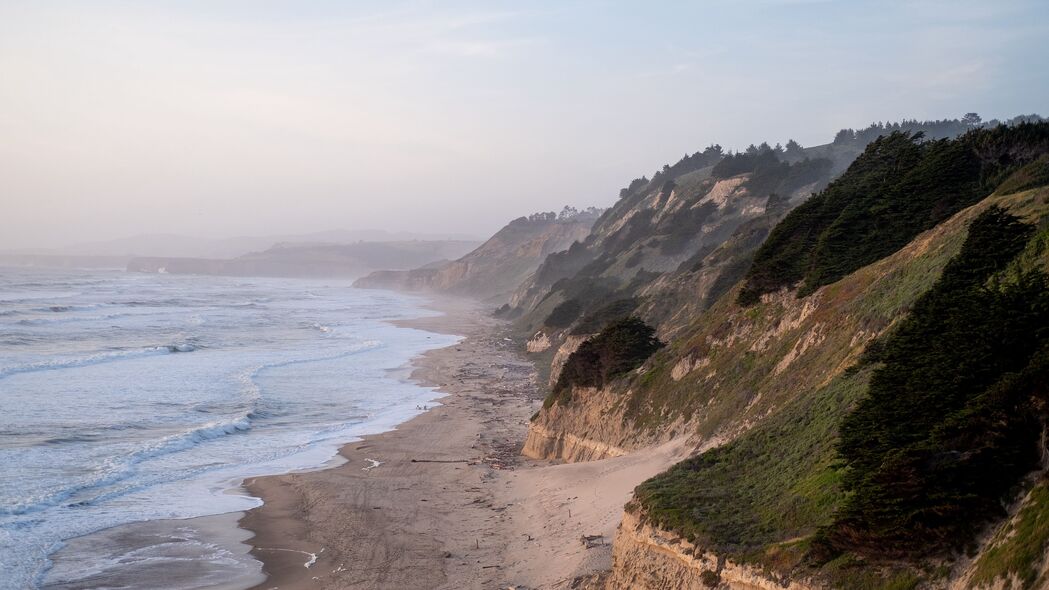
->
[[0, 268, 459, 589]]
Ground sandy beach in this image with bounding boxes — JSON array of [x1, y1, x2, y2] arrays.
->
[[238, 296, 689, 589]]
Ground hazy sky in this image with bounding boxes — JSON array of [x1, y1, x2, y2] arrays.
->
[[2, 0, 1047, 249]]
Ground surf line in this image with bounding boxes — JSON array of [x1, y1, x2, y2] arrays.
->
[[256, 547, 325, 568]]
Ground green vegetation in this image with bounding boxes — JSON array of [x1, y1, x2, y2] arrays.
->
[[618, 144, 726, 200], [570, 298, 638, 335], [658, 201, 718, 255], [998, 154, 1049, 196], [969, 481, 1049, 590], [544, 298, 583, 328], [832, 117, 973, 147], [819, 556, 922, 590], [546, 317, 662, 407], [739, 123, 1049, 305], [828, 206, 1049, 558], [712, 148, 831, 200], [529, 240, 596, 294], [630, 190, 1049, 587], [634, 368, 869, 554], [711, 149, 776, 179]]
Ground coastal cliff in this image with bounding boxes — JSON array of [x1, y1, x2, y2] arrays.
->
[[607, 510, 822, 590], [354, 209, 599, 303], [253, 118, 1049, 590], [522, 184, 976, 464], [506, 122, 1049, 588], [521, 385, 637, 462], [606, 477, 1049, 590]]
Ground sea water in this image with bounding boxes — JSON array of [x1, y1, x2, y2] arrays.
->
[[0, 268, 459, 589]]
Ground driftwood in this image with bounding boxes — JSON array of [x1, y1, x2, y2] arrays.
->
[[580, 535, 606, 549]]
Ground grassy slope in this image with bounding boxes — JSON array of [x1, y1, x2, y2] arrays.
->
[[968, 480, 1049, 590], [630, 187, 1049, 588], [618, 184, 980, 437]]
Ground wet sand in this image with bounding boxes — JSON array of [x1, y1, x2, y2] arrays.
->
[[238, 295, 688, 589], [44, 512, 264, 590], [238, 296, 542, 589]]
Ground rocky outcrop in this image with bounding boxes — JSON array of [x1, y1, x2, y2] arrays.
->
[[607, 511, 822, 590]]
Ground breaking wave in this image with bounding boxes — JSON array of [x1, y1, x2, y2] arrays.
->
[[0, 345, 197, 379]]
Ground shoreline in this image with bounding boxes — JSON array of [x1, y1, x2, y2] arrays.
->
[[237, 294, 543, 589], [41, 512, 265, 590], [237, 293, 690, 589], [31, 289, 466, 590]]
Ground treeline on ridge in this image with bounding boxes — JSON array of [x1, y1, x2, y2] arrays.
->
[[738, 122, 1049, 304]]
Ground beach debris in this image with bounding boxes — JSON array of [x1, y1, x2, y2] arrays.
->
[[411, 458, 470, 463], [362, 458, 383, 471], [580, 535, 606, 549], [305, 548, 324, 567], [480, 439, 518, 470]]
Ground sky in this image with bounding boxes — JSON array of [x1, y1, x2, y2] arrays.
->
[[1, 0, 1047, 250]]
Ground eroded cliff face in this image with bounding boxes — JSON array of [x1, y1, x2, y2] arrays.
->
[[524, 190, 988, 467], [521, 386, 639, 462], [607, 189, 1049, 590], [607, 511, 822, 590], [605, 478, 1049, 590]]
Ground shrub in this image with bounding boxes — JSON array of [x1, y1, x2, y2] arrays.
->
[[712, 149, 778, 179], [550, 317, 663, 404], [544, 298, 583, 328], [571, 298, 639, 335], [828, 206, 1049, 558], [997, 153, 1049, 195], [658, 201, 718, 256]]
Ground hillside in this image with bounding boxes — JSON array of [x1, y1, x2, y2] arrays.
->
[[507, 128, 878, 391], [510, 121, 1049, 589], [354, 208, 600, 303], [126, 239, 479, 278]]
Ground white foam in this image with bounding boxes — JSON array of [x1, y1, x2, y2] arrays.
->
[[0, 270, 460, 590], [0, 345, 194, 379]]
